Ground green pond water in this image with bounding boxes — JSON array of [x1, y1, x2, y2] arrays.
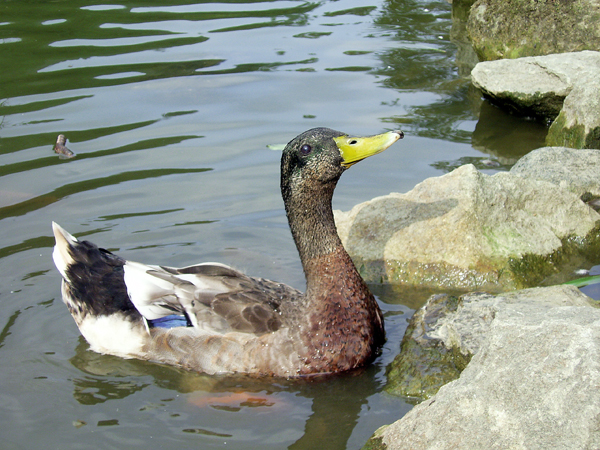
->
[[0, 1, 551, 449]]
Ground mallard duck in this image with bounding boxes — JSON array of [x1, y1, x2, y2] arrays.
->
[[54, 134, 75, 159], [52, 127, 403, 378]]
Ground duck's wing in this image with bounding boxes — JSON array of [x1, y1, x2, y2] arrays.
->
[[124, 260, 301, 335], [52, 222, 300, 337]]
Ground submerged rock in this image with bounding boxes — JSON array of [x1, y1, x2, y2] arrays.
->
[[335, 156, 600, 291], [470, 51, 600, 148], [466, 0, 600, 61], [449, 0, 479, 77], [365, 285, 600, 450]]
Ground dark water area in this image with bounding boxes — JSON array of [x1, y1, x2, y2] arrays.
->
[[0, 1, 549, 448]]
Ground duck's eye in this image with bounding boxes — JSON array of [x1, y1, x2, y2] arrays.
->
[[300, 144, 312, 155]]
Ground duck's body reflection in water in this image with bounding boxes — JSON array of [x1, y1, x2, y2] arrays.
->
[[69, 336, 382, 450]]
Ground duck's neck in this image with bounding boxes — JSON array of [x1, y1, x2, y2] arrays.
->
[[284, 182, 385, 374], [283, 181, 343, 281]]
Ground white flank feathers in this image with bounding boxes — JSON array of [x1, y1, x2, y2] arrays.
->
[[78, 314, 147, 358]]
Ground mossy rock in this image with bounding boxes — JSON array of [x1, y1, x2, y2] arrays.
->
[[467, 0, 600, 61], [361, 425, 389, 450], [546, 110, 600, 150], [385, 294, 472, 401], [509, 224, 600, 287]]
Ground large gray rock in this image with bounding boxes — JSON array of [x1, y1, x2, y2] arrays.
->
[[466, 0, 600, 61], [510, 147, 600, 197], [335, 162, 600, 291], [470, 51, 600, 148], [385, 285, 594, 400], [365, 286, 600, 450]]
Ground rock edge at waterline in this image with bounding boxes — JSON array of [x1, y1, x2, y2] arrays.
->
[[470, 51, 600, 149]]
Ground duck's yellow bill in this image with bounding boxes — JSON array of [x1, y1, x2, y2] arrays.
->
[[334, 130, 404, 168]]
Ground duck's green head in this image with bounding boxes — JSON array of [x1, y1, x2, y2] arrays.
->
[[281, 127, 403, 198]]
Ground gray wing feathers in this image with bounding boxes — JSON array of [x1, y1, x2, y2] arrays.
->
[[123, 260, 300, 335]]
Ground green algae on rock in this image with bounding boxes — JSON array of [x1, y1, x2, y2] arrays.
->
[[466, 0, 600, 62], [385, 294, 472, 401]]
